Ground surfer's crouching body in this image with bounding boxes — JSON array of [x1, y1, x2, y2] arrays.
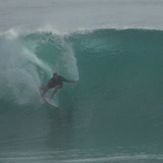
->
[[40, 73, 77, 98]]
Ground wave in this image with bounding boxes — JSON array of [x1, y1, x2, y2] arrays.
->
[[0, 27, 163, 148]]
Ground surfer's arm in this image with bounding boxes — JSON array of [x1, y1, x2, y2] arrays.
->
[[61, 77, 77, 83], [64, 79, 77, 83]]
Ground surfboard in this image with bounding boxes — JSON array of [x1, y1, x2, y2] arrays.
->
[[39, 87, 59, 109], [43, 96, 59, 108]]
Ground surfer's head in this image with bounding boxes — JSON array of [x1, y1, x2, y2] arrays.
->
[[53, 73, 57, 76], [53, 73, 59, 79]]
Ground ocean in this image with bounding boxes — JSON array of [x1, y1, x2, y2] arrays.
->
[[0, 0, 163, 163]]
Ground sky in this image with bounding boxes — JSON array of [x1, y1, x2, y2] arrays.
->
[[0, 0, 163, 32]]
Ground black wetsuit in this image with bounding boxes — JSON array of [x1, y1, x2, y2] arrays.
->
[[47, 75, 67, 89]]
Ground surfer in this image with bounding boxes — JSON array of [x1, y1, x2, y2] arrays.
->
[[40, 73, 77, 98]]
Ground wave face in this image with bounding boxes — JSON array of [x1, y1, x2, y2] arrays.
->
[[70, 29, 163, 147], [0, 28, 163, 161]]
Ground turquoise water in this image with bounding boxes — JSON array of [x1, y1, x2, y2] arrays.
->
[[0, 28, 163, 162]]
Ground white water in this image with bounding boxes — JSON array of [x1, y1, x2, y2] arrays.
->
[[0, 31, 79, 104]]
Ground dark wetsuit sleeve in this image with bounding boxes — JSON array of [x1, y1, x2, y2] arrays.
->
[[60, 76, 69, 82]]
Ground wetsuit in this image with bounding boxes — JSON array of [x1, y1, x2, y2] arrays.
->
[[47, 75, 68, 89]]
